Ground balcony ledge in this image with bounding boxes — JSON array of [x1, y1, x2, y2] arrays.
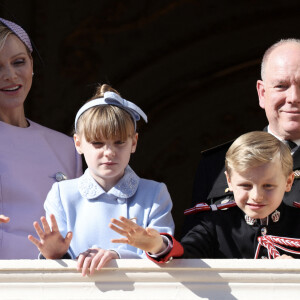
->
[[0, 259, 300, 299]]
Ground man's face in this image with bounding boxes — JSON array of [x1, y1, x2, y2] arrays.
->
[[257, 43, 300, 140]]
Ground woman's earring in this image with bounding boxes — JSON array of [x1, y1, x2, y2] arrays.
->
[[32, 72, 34, 76]]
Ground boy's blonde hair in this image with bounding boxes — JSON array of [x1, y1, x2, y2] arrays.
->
[[76, 84, 135, 142], [225, 131, 293, 177]]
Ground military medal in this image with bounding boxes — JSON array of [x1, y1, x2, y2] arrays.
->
[[245, 215, 256, 225], [271, 210, 280, 223]]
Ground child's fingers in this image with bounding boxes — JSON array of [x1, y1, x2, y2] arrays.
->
[[40, 216, 51, 234], [89, 258, 99, 275], [89, 250, 117, 274], [33, 221, 45, 239], [89, 251, 103, 275], [65, 231, 73, 246], [81, 255, 93, 276], [49, 214, 59, 232], [77, 249, 97, 276], [111, 217, 139, 230], [111, 237, 129, 244], [0, 215, 10, 223], [110, 218, 128, 230], [77, 251, 88, 270], [118, 216, 140, 228], [108, 223, 128, 236], [109, 218, 141, 237], [28, 234, 42, 248], [276, 254, 293, 259], [96, 251, 114, 270]]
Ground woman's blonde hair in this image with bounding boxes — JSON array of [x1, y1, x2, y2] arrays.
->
[[76, 84, 135, 142], [225, 131, 293, 177], [0, 23, 32, 56]]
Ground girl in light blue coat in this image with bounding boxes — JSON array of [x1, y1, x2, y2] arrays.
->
[[29, 84, 174, 276]]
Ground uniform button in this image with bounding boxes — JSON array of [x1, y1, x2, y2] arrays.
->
[[55, 172, 67, 182], [261, 227, 267, 236], [117, 198, 126, 204]]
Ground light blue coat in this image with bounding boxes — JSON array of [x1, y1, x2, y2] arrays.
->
[[44, 166, 174, 259]]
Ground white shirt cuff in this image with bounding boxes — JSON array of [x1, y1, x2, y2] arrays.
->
[[147, 235, 173, 258]]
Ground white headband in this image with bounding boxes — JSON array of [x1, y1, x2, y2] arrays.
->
[[74, 91, 148, 131]]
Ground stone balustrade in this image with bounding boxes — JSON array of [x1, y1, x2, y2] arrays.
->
[[0, 259, 299, 299]]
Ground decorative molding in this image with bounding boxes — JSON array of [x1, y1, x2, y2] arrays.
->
[[0, 259, 299, 299]]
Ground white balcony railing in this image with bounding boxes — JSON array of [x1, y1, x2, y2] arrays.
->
[[0, 259, 300, 299]]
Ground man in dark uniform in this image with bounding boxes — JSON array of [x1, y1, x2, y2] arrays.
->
[[183, 39, 300, 236], [109, 132, 300, 260]]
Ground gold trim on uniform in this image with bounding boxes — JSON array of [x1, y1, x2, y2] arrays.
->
[[294, 170, 300, 179]]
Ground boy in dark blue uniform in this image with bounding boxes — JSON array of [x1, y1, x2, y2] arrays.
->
[[109, 132, 300, 260]]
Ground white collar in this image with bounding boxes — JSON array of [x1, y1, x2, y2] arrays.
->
[[267, 126, 300, 146], [78, 165, 139, 200]]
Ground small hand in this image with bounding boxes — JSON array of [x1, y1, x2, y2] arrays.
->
[[77, 248, 118, 276], [28, 214, 72, 259], [0, 214, 10, 224], [109, 216, 165, 254], [275, 254, 294, 259]]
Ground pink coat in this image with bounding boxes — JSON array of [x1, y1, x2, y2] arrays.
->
[[0, 119, 82, 258]]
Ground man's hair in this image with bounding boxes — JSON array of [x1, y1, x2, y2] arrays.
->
[[261, 38, 300, 80], [225, 131, 293, 177]]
